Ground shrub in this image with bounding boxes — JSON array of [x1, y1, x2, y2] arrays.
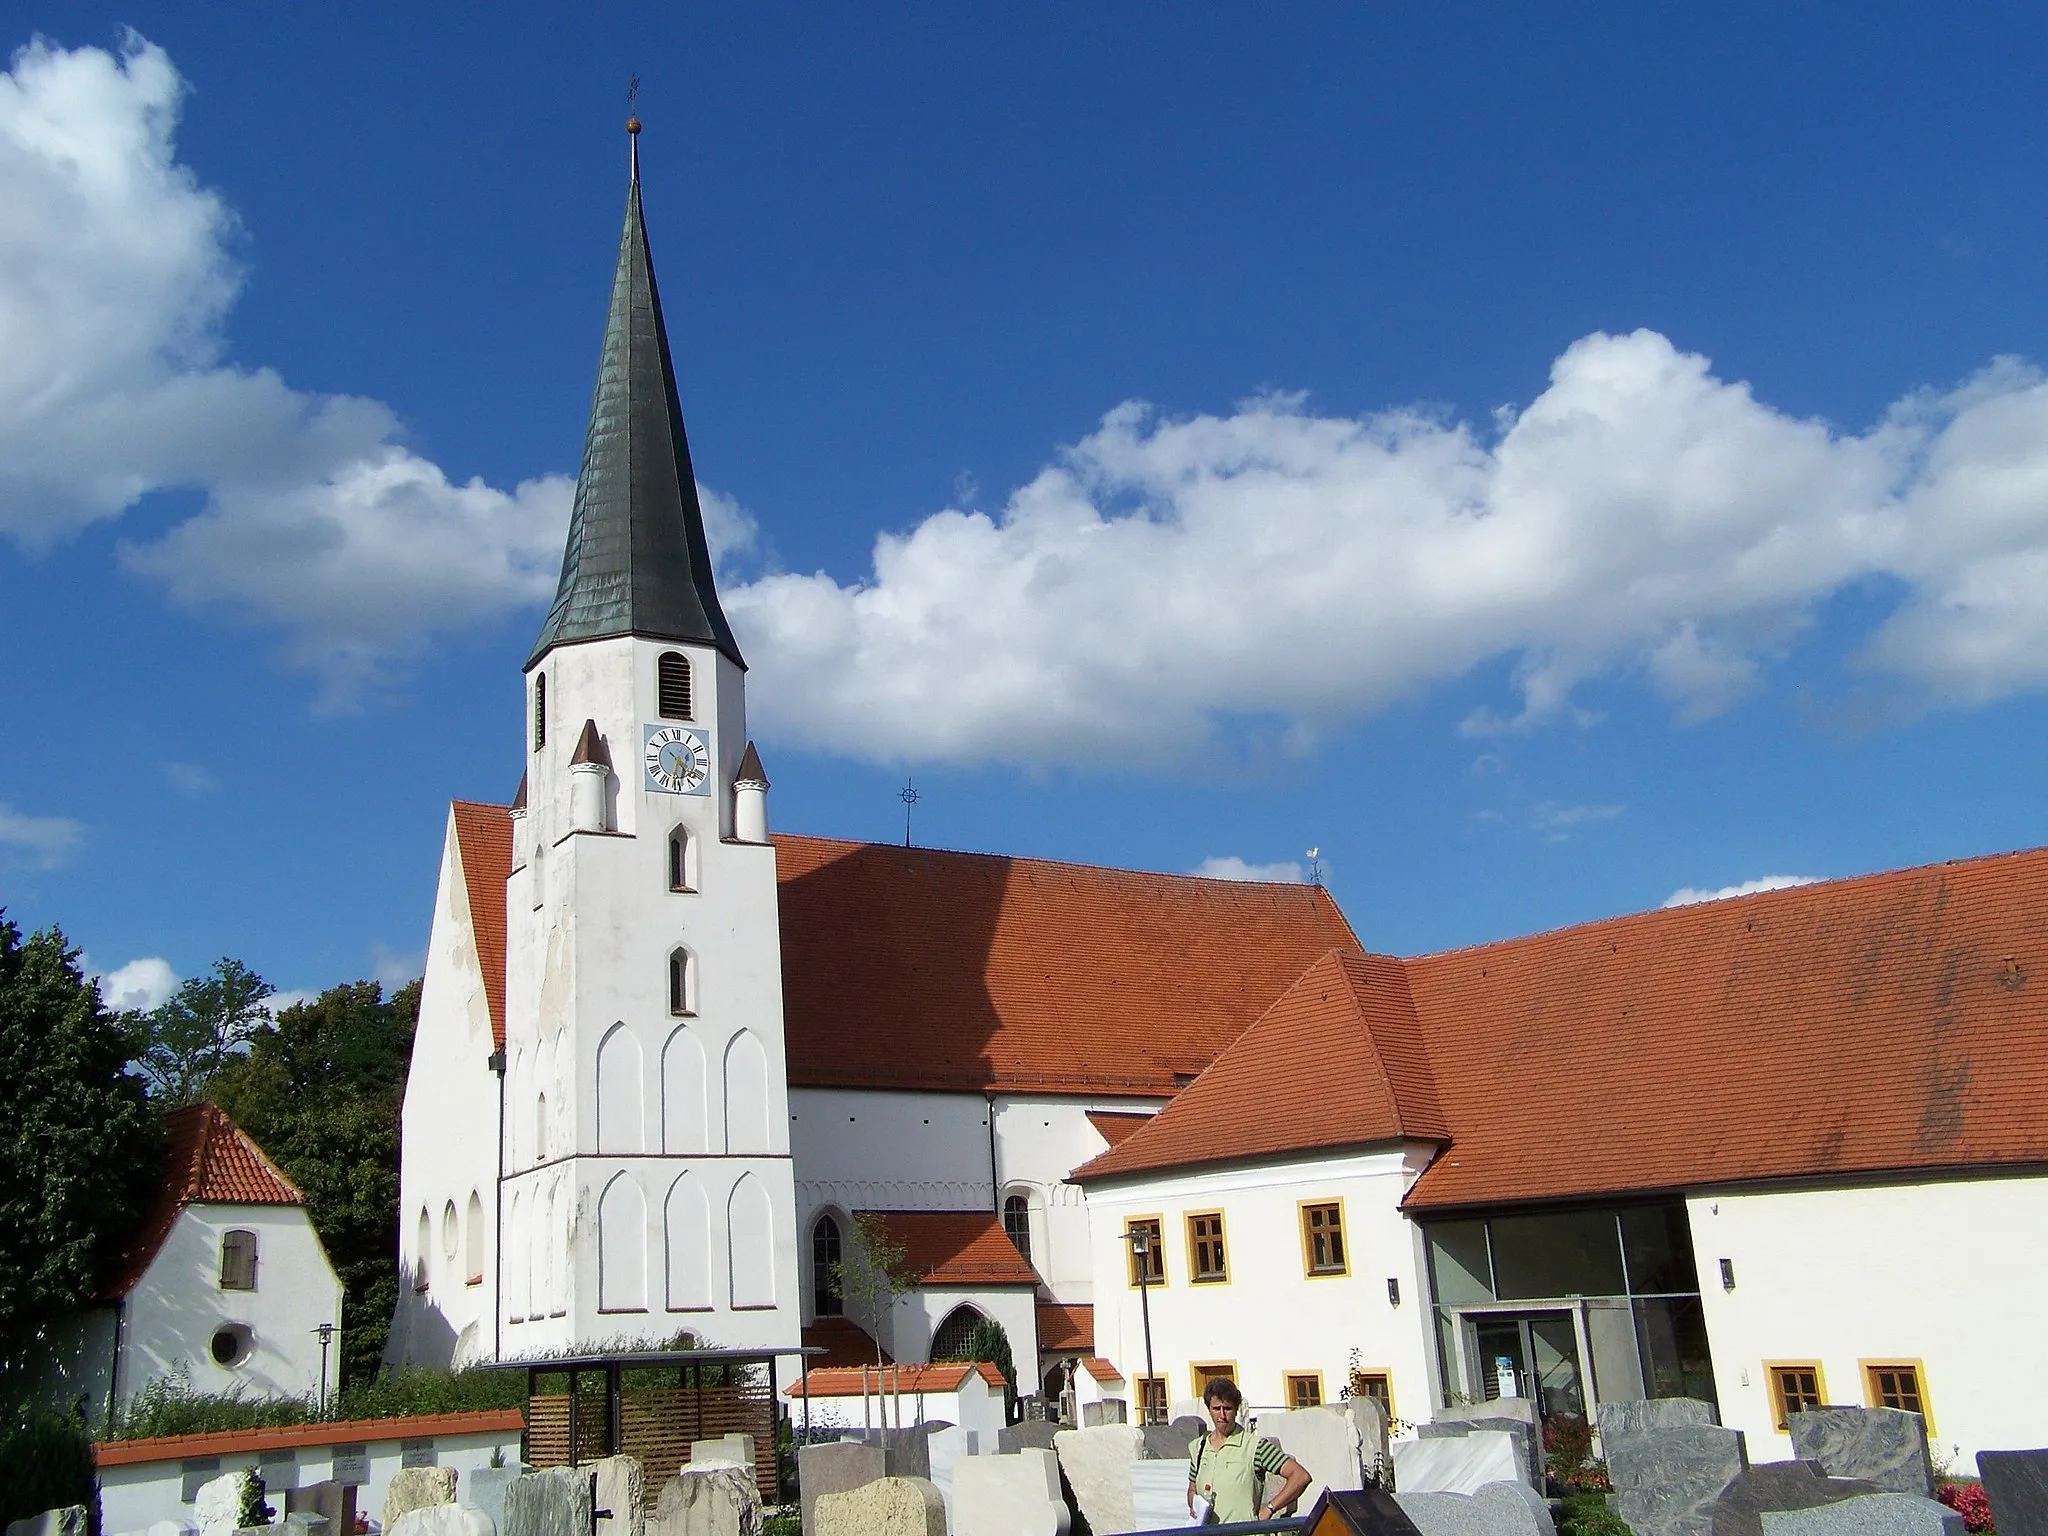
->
[[0, 1404, 99, 1534], [102, 1366, 524, 1442], [105, 1376, 313, 1440], [1938, 1483, 1993, 1534], [1544, 1416, 1610, 1494], [238, 1471, 273, 1528], [1558, 1489, 1631, 1536], [331, 1366, 525, 1421]]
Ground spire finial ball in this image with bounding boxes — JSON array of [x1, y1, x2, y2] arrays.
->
[[626, 116, 641, 135]]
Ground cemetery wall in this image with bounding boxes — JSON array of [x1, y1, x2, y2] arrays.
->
[[1083, 1143, 1437, 1415], [790, 1367, 1006, 1441], [121, 1202, 342, 1408], [91, 1410, 523, 1536], [391, 810, 503, 1370], [1689, 1173, 2048, 1463]]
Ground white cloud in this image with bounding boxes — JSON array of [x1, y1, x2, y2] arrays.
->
[[162, 760, 215, 794], [96, 955, 176, 1010], [1531, 802, 1623, 842], [372, 943, 424, 991], [1664, 874, 1822, 907], [1191, 856, 1306, 883], [0, 802, 83, 867]]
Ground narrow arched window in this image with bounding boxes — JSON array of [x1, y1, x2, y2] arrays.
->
[[1003, 1193, 1032, 1264], [533, 673, 547, 750], [669, 948, 695, 1016], [658, 652, 693, 720], [535, 1093, 549, 1161], [668, 826, 694, 892], [812, 1214, 843, 1317], [414, 1209, 431, 1292], [442, 1199, 459, 1259], [466, 1190, 485, 1285], [220, 1229, 258, 1291]]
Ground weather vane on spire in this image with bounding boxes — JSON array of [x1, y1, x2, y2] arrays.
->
[[626, 74, 642, 179]]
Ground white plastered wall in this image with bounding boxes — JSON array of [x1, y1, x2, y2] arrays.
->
[[125, 1203, 345, 1404], [1689, 1171, 2048, 1467], [1082, 1145, 1437, 1418], [393, 808, 504, 1367]]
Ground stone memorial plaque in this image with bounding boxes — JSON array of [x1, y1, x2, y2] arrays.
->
[[332, 1448, 370, 1487], [1978, 1449, 2048, 1536], [401, 1438, 440, 1468]]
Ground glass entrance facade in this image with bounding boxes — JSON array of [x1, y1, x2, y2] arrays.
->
[[1422, 1202, 1716, 1417]]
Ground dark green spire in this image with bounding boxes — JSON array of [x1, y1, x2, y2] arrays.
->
[[528, 130, 744, 671]]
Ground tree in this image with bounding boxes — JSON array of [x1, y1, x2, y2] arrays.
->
[[209, 979, 419, 1387], [0, 917, 161, 1399], [829, 1213, 920, 1369], [965, 1318, 1018, 1422], [135, 958, 275, 1104]]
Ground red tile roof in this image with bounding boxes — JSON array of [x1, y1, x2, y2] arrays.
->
[[1401, 847, 2048, 1208], [450, 801, 512, 1048], [1079, 1357, 1123, 1383], [449, 814, 1353, 1094], [1036, 1301, 1094, 1353], [1086, 1112, 1153, 1152], [801, 1316, 892, 1368], [105, 1104, 304, 1298], [773, 836, 1360, 1095], [861, 1210, 1039, 1286], [93, 1410, 525, 1466], [1075, 950, 1449, 1181], [787, 1362, 1006, 1398]]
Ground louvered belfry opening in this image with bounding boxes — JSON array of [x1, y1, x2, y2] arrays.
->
[[658, 652, 693, 720]]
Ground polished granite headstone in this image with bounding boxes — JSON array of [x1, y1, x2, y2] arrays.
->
[[1709, 1461, 1884, 1536], [1606, 1424, 1748, 1536], [1788, 1412, 1934, 1499], [505, 1468, 595, 1536], [1761, 1494, 1961, 1536], [1978, 1449, 2048, 1536], [1397, 1481, 1556, 1536]]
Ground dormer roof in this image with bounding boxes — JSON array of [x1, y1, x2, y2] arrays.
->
[[527, 138, 742, 671]]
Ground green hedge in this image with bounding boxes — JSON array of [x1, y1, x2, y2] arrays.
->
[[99, 1367, 525, 1441]]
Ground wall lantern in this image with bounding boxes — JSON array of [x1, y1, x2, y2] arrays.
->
[[1387, 1277, 1401, 1307], [1719, 1258, 1736, 1291]]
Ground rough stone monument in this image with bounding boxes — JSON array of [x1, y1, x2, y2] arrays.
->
[[196, 1473, 249, 1536], [1761, 1495, 1962, 1536], [590, 1455, 648, 1536], [800, 1441, 888, 1536], [815, 1479, 948, 1536], [4, 1509, 88, 1536], [505, 1468, 596, 1536], [1397, 1481, 1557, 1536], [649, 1466, 762, 1536], [1788, 1411, 1936, 1499], [1346, 1399, 1391, 1482], [385, 1467, 461, 1532], [1264, 1406, 1365, 1497], [468, 1468, 534, 1536], [1053, 1425, 1145, 1536], [1606, 1425, 1748, 1536], [1977, 1449, 2048, 1536], [1084, 1401, 1128, 1428], [952, 1450, 1071, 1536], [388, 1507, 494, 1536], [1708, 1461, 1885, 1536], [1391, 1434, 1524, 1497]]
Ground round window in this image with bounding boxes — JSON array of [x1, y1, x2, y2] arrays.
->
[[210, 1326, 245, 1366]]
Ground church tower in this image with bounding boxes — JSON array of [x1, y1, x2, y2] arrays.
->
[[498, 123, 799, 1358]]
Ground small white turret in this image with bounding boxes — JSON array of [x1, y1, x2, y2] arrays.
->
[[733, 740, 770, 844], [569, 719, 611, 833]]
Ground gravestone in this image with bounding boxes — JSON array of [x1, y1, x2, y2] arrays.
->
[[505, 1468, 594, 1536], [1265, 1406, 1365, 1497], [927, 1427, 981, 1526], [286, 1482, 355, 1536], [999, 1423, 1060, 1455], [1978, 1449, 2048, 1536], [1129, 1461, 1187, 1531], [800, 1441, 887, 1536], [650, 1467, 762, 1536], [591, 1455, 648, 1536], [1397, 1481, 1557, 1536], [1084, 1401, 1128, 1427], [952, 1450, 1071, 1536], [388, 1508, 494, 1536], [1600, 1400, 1717, 1439], [815, 1479, 947, 1536], [4, 1509, 88, 1536], [1789, 1412, 1935, 1499], [1709, 1461, 1884, 1536], [1170, 1403, 1207, 1430], [1606, 1425, 1748, 1536], [1761, 1495, 1962, 1536], [1137, 1423, 1187, 1462], [196, 1473, 249, 1536], [281, 1513, 328, 1535], [146, 1522, 194, 1536], [1394, 1435, 1524, 1497], [1419, 1421, 1537, 1489], [1168, 1418, 1207, 1449], [468, 1468, 534, 1536], [1053, 1426, 1145, 1536], [385, 1467, 460, 1532], [1437, 1400, 1538, 1429], [1347, 1400, 1391, 1481], [692, 1436, 756, 1471]]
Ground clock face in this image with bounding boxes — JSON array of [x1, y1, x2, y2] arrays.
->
[[643, 724, 712, 795]]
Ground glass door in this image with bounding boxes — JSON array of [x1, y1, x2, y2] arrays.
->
[[1470, 1311, 1585, 1421]]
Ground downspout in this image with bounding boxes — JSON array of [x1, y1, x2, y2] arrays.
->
[[984, 1093, 999, 1214], [105, 1298, 125, 1431], [490, 1046, 507, 1363]]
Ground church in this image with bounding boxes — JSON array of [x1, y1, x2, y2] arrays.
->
[[390, 129, 2048, 1466]]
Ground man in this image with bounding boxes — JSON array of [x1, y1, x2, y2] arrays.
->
[[1186, 1377, 1312, 1524]]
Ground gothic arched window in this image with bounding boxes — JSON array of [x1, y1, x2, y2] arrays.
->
[[466, 1190, 485, 1285], [532, 673, 547, 750], [669, 826, 695, 892], [669, 948, 695, 1016], [812, 1214, 843, 1317], [413, 1208, 431, 1292], [931, 1304, 986, 1361], [658, 652, 693, 721], [1003, 1193, 1032, 1264]]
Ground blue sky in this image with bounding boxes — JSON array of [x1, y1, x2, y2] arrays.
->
[[6, 5, 2048, 1008]]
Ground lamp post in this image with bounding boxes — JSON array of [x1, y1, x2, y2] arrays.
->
[[312, 1322, 336, 1417], [1121, 1228, 1157, 1424]]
